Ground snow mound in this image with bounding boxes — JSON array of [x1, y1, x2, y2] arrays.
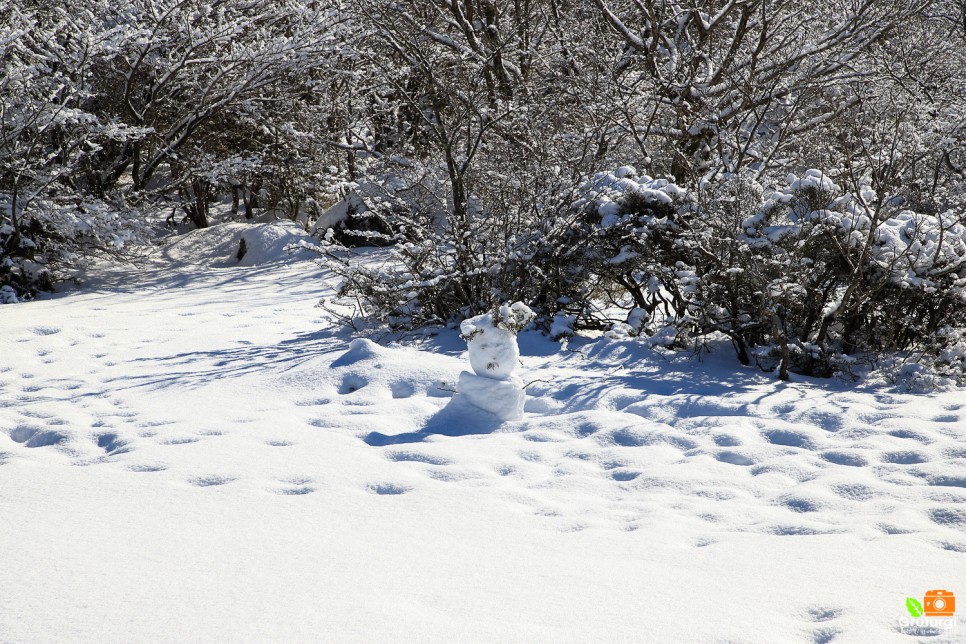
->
[[163, 221, 319, 267]]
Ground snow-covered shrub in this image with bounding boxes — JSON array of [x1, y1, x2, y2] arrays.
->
[[523, 166, 690, 333], [0, 195, 145, 301], [0, 215, 53, 302], [522, 166, 966, 379], [316, 168, 553, 330]]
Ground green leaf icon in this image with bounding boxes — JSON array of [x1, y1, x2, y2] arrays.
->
[[906, 597, 924, 618]]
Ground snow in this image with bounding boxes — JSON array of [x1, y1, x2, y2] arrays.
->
[[161, 220, 319, 267], [2, 227, 966, 642]]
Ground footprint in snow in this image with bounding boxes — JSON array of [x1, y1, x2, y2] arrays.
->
[[811, 627, 842, 644], [715, 450, 755, 466], [339, 375, 368, 394], [881, 451, 928, 464], [713, 434, 741, 447], [266, 439, 294, 447], [390, 381, 415, 399], [276, 477, 315, 495], [926, 476, 966, 489], [160, 437, 200, 445], [832, 484, 875, 501], [888, 429, 932, 443], [820, 451, 868, 467], [129, 463, 167, 472], [763, 429, 817, 450], [387, 451, 451, 465], [779, 496, 820, 513], [928, 508, 966, 527], [807, 606, 844, 623], [878, 524, 916, 535], [96, 433, 131, 455], [295, 397, 331, 407], [367, 482, 410, 495], [767, 524, 832, 536], [189, 476, 235, 487], [9, 426, 67, 448], [611, 469, 642, 481], [278, 486, 314, 495]]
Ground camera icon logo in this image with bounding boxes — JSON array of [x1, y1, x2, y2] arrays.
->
[[906, 590, 956, 618], [924, 590, 956, 617]]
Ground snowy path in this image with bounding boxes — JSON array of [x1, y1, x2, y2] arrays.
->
[[1, 224, 964, 642]]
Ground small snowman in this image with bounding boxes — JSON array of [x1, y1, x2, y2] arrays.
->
[[458, 302, 535, 421]]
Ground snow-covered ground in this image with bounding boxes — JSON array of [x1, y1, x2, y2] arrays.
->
[[2, 222, 964, 643]]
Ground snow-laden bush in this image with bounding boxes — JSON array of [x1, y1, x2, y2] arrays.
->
[[555, 167, 966, 379], [314, 170, 556, 329], [319, 160, 966, 382], [0, 195, 145, 302], [524, 166, 691, 333]]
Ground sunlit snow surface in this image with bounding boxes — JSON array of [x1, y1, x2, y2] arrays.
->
[[1, 222, 964, 643]]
